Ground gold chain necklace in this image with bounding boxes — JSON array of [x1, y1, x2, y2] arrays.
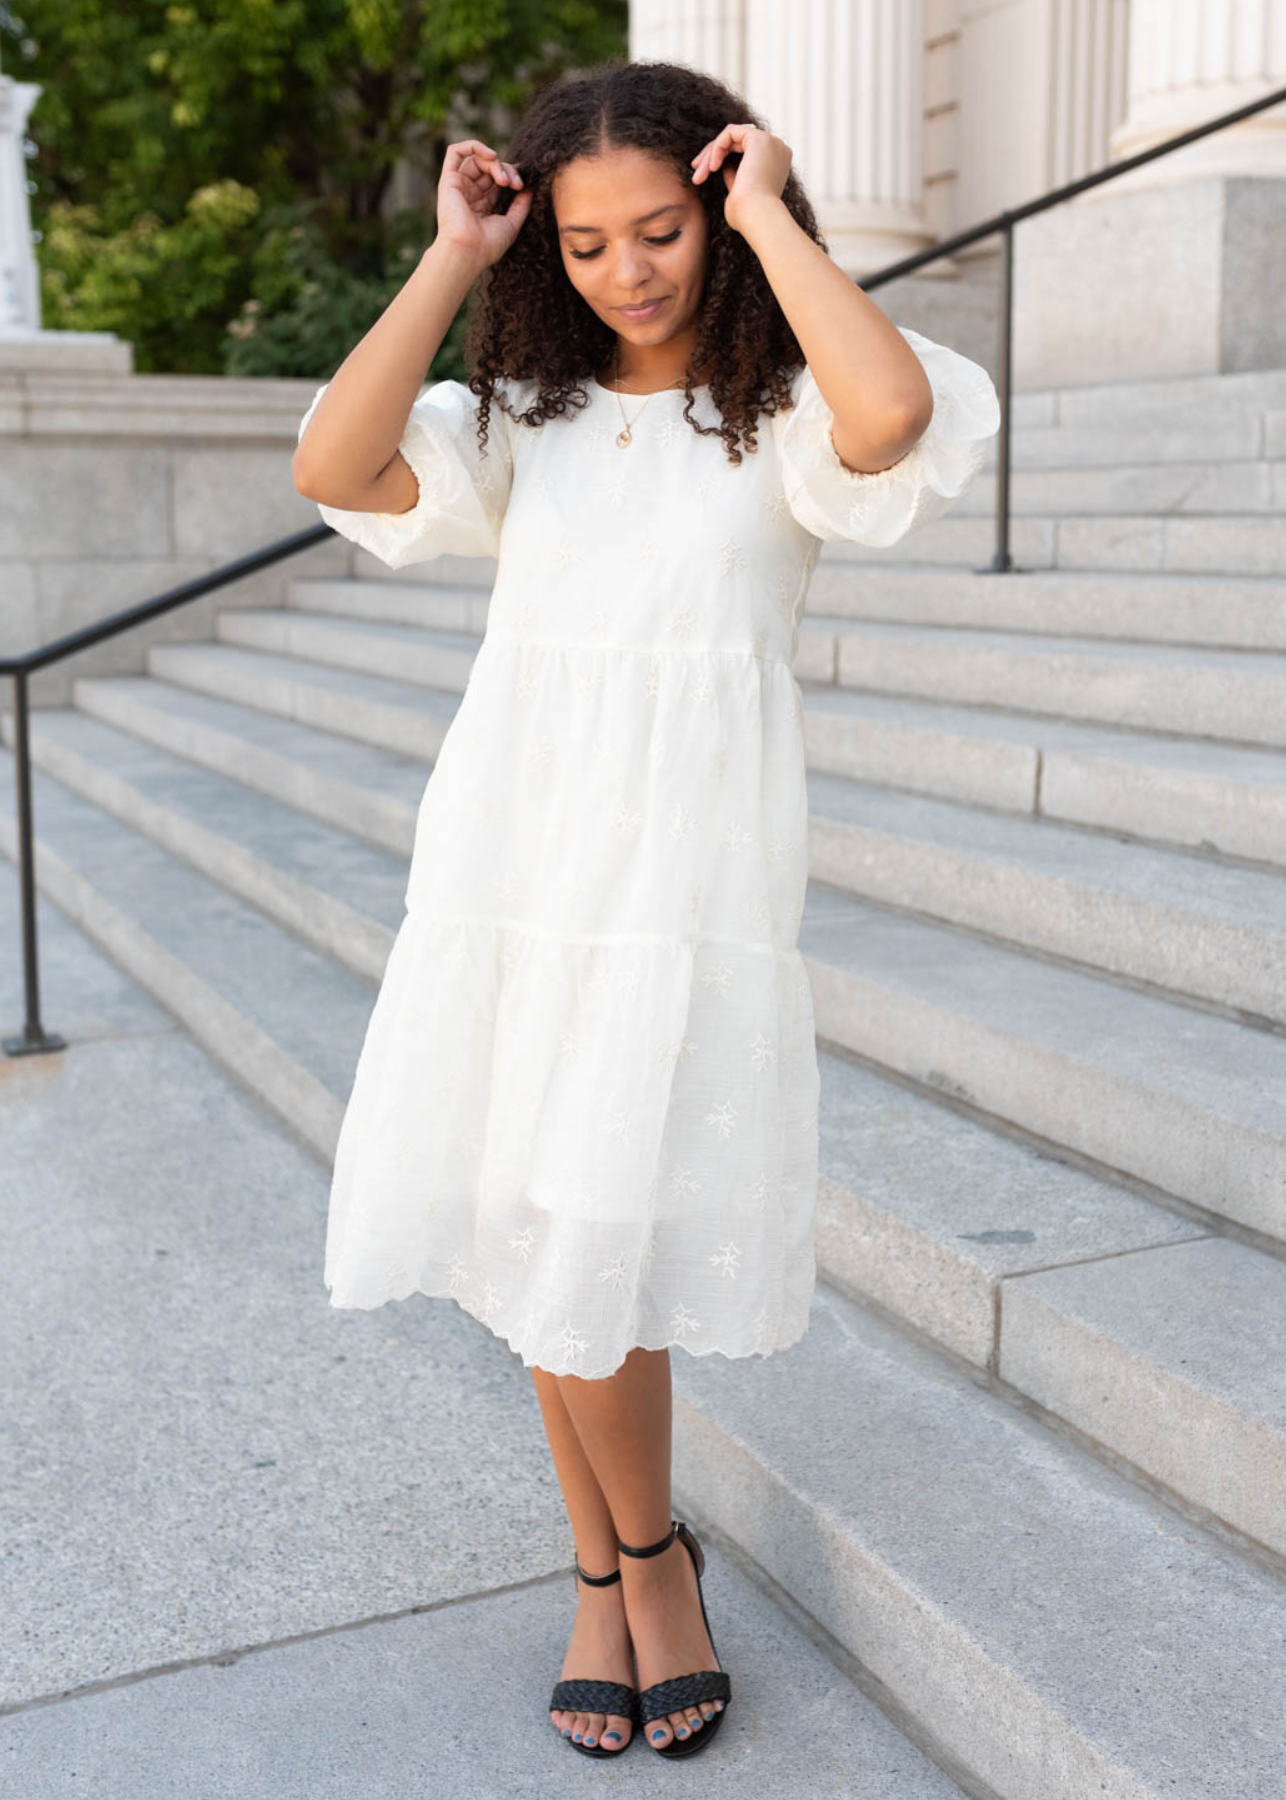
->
[[605, 348, 688, 447]]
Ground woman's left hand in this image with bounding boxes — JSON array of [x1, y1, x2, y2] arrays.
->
[[690, 124, 791, 233]]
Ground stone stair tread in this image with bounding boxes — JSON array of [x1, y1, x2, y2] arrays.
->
[[805, 614, 1286, 675], [148, 640, 466, 714], [672, 1276, 1286, 1799], [1013, 362, 1286, 422], [818, 1048, 1199, 1281], [817, 1053, 1286, 1558], [957, 460, 1277, 513], [25, 707, 412, 932], [73, 673, 444, 804], [1005, 1232, 1286, 1444], [801, 683, 1286, 782], [817, 511, 1286, 575], [222, 608, 482, 654], [802, 563, 1286, 652], [979, 417, 1263, 466], [799, 881, 1286, 1137], [805, 767, 1286, 929], [9, 754, 373, 1101]]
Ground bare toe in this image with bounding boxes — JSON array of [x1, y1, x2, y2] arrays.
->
[[601, 1711, 632, 1749]]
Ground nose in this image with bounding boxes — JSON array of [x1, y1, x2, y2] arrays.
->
[[611, 248, 655, 288]]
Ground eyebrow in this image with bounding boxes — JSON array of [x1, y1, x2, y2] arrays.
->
[[558, 202, 686, 237]]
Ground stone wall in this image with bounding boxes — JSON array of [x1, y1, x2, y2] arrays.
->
[[1, 340, 345, 708]]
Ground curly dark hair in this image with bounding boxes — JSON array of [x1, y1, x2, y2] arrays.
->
[[460, 56, 828, 467]]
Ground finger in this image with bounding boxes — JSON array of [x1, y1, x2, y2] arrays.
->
[[444, 139, 500, 173], [446, 140, 515, 188]]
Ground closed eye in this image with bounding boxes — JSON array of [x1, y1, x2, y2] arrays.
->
[[570, 230, 682, 261]]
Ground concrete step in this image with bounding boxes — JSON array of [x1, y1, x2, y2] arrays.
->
[[0, 753, 364, 1160], [832, 510, 1286, 574], [805, 564, 1286, 653], [799, 882, 1286, 1246], [145, 642, 460, 760], [981, 412, 1264, 468], [672, 1276, 1286, 1800], [70, 671, 430, 855], [815, 1051, 1286, 1560], [286, 573, 490, 635], [960, 458, 1280, 515], [802, 686, 1286, 869], [805, 770, 1286, 1025], [804, 618, 1286, 751], [11, 707, 408, 983], [1011, 360, 1286, 428], [215, 606, 480, 691]]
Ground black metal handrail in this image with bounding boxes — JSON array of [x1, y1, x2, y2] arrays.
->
[[1, 523, 335, 1055], [6, 77, 1286, 1054]]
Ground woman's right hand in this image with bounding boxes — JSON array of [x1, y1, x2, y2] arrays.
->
[[434, 138, 533, 269]]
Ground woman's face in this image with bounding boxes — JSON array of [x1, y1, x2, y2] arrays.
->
[[551, 145, 709, 362]]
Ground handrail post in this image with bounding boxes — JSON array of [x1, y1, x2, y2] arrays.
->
[[3, 672, 66, 1057], [983, 217, 1016, 574]]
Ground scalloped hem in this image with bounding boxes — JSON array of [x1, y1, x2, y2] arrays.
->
[[324, 1278, 815, 1380]]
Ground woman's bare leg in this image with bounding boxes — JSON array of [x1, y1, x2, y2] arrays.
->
[[551, 1345, 725, 1750], [531, 1363, 636, 1750]]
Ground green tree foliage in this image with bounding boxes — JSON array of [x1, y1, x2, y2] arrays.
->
[[5, 1, 627, 375]]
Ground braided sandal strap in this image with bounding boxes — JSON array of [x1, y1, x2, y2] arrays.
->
[[638, 1669, 731, 1723], [550, 1677, 640, 1722]]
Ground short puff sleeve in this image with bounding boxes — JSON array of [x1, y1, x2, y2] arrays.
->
[[771, 326, 1000, 547], [296, 377, 513, 566]]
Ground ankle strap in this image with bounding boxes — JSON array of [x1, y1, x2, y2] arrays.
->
[[616, 1518, 678, 1559], [575, 1560, 622, 1586]]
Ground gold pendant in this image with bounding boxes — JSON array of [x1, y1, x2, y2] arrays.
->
[[616, 427, 632, 447]]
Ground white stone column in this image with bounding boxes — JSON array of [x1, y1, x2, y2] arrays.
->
[[745, 0, 934, 277], [1107, 0, 1286, 188], [0, 64, 42, 333], [630, 0, 747, 89]]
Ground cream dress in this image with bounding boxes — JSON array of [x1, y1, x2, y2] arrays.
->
[[297, 326, 1000, 1378]]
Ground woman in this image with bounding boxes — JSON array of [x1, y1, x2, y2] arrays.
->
[[294, 57, 999, 1762]]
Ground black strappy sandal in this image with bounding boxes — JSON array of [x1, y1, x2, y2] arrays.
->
[[617, 1518, 731, 1757], [549, 1561, 641, 1757]]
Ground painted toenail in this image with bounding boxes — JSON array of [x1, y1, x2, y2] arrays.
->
[[573, 1733, 582, 1741], [677, 1727, 689, 1737], [604, 1731, 620, 1742], [585, 1736, 595, 1744], [652, 1728, 666, 1740]]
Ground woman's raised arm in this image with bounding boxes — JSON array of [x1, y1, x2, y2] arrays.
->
[[292, 139, 530, 514]]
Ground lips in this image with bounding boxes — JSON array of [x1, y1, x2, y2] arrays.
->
[[619, 296, 668, 318]]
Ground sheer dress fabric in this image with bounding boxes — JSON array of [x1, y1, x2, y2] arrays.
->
[[297, 325, 1000, 1378]]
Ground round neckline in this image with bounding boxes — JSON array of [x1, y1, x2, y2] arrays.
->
[[592, 375, 709, 397]]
